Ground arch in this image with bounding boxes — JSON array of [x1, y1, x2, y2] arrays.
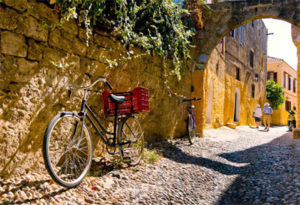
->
[[234, 88, 241, 122], [192, 0, 300, 136], [193, 0, 300, 69]]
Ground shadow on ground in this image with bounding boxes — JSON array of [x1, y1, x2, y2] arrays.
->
[[155, 133, 299, 204], [0, 159, 125, 204]]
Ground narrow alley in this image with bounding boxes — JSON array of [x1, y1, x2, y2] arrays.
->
[[0, 126, 299, 204]]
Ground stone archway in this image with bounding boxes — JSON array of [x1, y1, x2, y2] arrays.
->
[[191, 0, 300, 136]]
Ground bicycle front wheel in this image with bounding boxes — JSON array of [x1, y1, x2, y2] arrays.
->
[[118, 116, 144, 166], [187, 114, 196, 145], [43, 112, 93, 188]]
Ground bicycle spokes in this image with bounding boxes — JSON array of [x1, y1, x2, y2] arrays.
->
[[46, 115, 92, 184]]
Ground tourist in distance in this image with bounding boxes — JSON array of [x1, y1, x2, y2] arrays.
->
[[253, 104, 262, 129], [262, 103, 273, 132]]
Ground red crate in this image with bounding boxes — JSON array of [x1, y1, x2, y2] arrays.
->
[[132, 87, 149, 113], [103, 87, 149, 116], [103, 90, 132, 116]]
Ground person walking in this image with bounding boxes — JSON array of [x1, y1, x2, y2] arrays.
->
[[262, 102, 273, 131], [253, 104, 262, 128]]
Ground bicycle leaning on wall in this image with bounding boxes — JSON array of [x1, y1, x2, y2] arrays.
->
[[43, 78, 149, 188], [182, 97, 201, 144]]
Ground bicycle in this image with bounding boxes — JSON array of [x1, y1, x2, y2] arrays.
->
[[43, 78, 148, 188], [182, 97, 201, 144]]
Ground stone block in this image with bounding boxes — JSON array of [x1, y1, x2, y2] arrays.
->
[[79, 28, 93, 41], [80, 57, 106, 76], [1, 56, 38, 82], [17, 15, 48, 42], [17, 58, 39, 74], [0, 31, 27, 57], [28, 39, 44, 61], [0, 7, 19, 30], [87, 44, 110, 62], [73, 38, 87, 56], [49, 28, 73, 53], [43, 47, 80, 71], [3, 0, 28, 12], [28, 1, 58, 23], [61, 19, 78, 35]]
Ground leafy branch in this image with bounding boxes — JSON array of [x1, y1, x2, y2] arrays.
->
[[52, 0, 205, 80]]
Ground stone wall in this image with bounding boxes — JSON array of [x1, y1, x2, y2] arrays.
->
[[0, 0, 191, 177]]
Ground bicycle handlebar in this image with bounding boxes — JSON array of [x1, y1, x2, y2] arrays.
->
[[69, 77, 112, 90], [182, 97, 201, 102], [68, 78, 112, 98]]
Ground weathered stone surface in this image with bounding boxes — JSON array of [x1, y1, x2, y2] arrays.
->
[[49, 28, 74, 53], [87, 44, 110, 62], [3, 0, 28, 12], [0, 7, 19, 30], [73, 38, 88, 56], [28, 39, 44, 61], [43, 47, 80, 71], [79, 28, 93, 41], [17, 58, 39, 74], [17, 15, 48, 42], [80, 57, 107, 76], [27, 1, 58, 23], [61, 19, 78, 35], [0, 31, 27, 57]]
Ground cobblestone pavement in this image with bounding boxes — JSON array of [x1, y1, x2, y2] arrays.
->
[[0, 126, 299, 204]]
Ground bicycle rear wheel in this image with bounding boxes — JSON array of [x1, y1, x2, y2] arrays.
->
[[118, 116, 144, 166], [43, 112, 93, 188], [187, 114, 196, 145]]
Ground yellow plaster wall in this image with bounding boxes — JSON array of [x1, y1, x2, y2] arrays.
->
[[203, 44, 266, 129], [267, 59, 297, 125]]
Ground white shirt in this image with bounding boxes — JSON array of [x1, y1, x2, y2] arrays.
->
[[254, 107, 262, 118]]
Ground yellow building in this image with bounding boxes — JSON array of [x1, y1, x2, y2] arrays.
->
[[267, 56, 297, 125], [204, 20, 268, 129]]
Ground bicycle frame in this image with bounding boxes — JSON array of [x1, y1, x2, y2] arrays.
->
[[77, 89, 121, 147]]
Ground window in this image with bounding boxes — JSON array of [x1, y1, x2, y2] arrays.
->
[[230, 29, 238, 39], [284, 74, 286, 88], [250, 50, 254, 68], [293, 79, 296, 93], [285, 101, 291, 111], [251, 84, 255, 98], [267, 72, 271, 80], [236, 67, 240, 80], [273, 72, 277, 83], [255, 73, 259, 82], [288, 76, 291, 90], [239, 26, 244, 45]]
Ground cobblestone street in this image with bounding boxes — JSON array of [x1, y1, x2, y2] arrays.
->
[[0, 126, 299, 204]]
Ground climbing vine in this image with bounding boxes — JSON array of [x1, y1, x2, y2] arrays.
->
[[53, 0, 206, 80]]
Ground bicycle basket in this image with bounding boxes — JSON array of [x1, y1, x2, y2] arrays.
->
[[132, 87, 149, 113], [103, 87, 149, 116]]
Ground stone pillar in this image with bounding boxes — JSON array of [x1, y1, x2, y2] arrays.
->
[[292, 25, 300, 138]]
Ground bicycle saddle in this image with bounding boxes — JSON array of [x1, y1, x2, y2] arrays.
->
[[109, 94, 126, 102]]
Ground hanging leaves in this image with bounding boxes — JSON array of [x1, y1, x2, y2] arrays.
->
[[55, 0, 200, 79]]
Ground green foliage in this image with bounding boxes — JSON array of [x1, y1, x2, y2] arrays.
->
[[55, 0, 197, 79], [143, 148, 162, 164], [266, 80, 284, 109]]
